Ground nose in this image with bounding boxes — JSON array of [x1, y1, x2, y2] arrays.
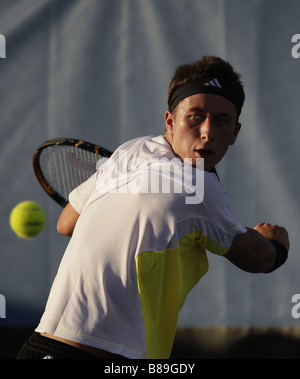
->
[[200, 118, 215, 142]]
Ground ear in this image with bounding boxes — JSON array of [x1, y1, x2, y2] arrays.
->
[[164, 111, 174, 140], [229, 122, 241, 145]]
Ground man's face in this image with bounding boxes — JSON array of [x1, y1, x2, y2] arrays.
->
[[165, 93, 241, 171]]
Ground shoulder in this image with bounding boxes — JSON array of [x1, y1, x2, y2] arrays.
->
[[114, 135, 175, 160]]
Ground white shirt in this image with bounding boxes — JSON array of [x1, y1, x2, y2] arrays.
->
[[36, 135, 246, 359]]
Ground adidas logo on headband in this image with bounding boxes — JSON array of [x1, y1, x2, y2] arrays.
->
[[169, 76, 242, 115], [204, 78, 222, 88]]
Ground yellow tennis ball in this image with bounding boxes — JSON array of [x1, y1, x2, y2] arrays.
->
[[10, 201, 46, 239]]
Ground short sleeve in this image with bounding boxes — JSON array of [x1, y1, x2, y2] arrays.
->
[[68, 172, 97, 214]]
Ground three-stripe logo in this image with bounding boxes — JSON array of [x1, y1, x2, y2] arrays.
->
[[204, 78, 222, 88]]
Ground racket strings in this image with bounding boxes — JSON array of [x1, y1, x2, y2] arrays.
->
[[39, 146, 100, 201]]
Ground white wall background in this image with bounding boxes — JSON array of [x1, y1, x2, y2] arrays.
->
[[0, 0, 300, 327]]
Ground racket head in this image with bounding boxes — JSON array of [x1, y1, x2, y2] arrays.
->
[[33, 138, 112, 207]]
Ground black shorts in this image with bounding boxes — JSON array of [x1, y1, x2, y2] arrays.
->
[[16, 332, 98, 359]]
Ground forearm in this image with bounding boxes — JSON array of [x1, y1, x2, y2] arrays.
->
[[57, 202, 80, 236], [225, 225, 289, 273], [225, 228, 276, 273]]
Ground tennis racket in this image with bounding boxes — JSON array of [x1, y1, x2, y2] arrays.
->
[[33, 138, 112, 207]]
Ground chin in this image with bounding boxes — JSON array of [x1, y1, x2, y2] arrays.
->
[[204, 163, 216, 172]]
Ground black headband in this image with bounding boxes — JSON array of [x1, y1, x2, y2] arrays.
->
[[169, 77, 243, 116]]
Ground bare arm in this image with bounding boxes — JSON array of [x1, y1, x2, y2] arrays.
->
[[57, 202, 80, 237], [225, 223, 289, 273]]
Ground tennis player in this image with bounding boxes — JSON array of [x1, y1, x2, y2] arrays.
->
[[17, 56, 289, 359]]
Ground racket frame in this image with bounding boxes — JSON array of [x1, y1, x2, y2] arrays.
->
[[33, 137, 112, 207]]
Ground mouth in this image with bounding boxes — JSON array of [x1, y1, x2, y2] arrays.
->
[[195, 149, 214, 158]]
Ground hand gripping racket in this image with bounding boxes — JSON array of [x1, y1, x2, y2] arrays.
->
[[33, 138, 112, 207]]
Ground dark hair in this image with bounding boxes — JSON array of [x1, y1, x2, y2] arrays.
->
[[167, 56, 245, 113]]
